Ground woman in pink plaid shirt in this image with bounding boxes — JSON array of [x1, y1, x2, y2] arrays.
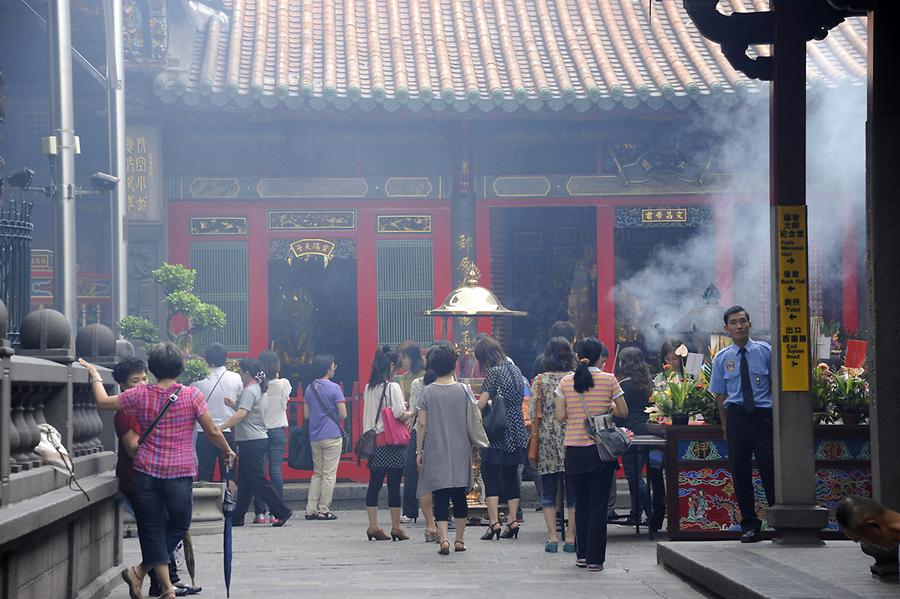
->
[[81, 342, 235, 599]]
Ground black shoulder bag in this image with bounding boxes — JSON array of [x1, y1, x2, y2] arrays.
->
[[310, 382, 351, 454], [138, 386, 183, 445], [354, 384, 386, 462]]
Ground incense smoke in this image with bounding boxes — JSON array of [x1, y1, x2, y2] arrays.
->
[[613, 78, 866, 351]]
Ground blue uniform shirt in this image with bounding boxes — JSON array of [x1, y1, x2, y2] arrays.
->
[[709, 339, 773, 409]]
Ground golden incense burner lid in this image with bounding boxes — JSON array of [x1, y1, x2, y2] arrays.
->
[[423, 264, 527, 318]]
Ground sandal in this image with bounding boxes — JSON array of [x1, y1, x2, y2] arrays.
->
[[316, 512, 338, 521], [480, 521, 501, 541], [120, 566, 144, 599], [424, 529, 438, 542], [454, 540, 467, 552], [438, 539, 451, 555]]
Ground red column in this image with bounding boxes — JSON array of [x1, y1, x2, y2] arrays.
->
[[841, 204, 859, 333], [246, 205, 269, 356], [714, 200, 734, 306], [356, 208, 378, 388], [596, 206, 616, 362], [475, 203, 492, 336]]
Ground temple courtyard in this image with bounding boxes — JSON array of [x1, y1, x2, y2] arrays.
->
[[116, 506, 891, 599]]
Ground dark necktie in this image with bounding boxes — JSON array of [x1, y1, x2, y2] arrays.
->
[[739, 347, 755, 411]]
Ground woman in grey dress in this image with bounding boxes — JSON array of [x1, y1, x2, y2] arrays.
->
[[416, 343, 474, 555]]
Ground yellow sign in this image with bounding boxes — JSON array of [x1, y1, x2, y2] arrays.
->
[[777, 206, 810, 391]]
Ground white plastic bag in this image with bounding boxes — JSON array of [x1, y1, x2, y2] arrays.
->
[[35, 423, 74, 474]]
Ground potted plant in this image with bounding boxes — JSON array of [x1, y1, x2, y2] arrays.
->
[[832, 366, 869, 425], [685, 362, 720, 425], [647, 345, 698, 425]]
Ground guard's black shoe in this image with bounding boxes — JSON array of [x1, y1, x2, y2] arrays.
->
[[741, 528, 763, 543]]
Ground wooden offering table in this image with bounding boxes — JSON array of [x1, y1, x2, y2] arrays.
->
[[647, 423, 872, 540]]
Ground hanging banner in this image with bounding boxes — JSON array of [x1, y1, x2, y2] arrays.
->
[[777, 206, 810, 391]]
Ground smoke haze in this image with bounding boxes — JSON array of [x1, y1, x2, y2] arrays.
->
[[613, 77, 866, 351]]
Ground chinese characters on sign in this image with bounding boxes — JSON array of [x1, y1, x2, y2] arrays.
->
[[289, 238, 335, 267], [125, 135, 152, 214], [641, 208, 687, 223], [777, 206, 810, 391]]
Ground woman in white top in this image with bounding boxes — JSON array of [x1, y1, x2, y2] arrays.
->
[[251, 351, 292, 524], [362, 346, 409, 541]]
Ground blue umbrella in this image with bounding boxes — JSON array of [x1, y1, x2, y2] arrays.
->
[[223, 466, 236, 598]]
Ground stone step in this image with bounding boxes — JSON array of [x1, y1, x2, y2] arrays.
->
[[279, 477, 633, 511]]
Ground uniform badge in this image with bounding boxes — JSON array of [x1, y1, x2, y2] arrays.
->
[[725, 359, 736, 372]]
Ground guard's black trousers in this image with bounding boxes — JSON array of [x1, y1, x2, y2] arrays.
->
[[726, 406, 776, 531]]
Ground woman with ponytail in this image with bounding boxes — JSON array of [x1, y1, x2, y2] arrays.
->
[[219, 357, 293, 527], [555, 337, 628, 572], [362, 346, 409, 541]]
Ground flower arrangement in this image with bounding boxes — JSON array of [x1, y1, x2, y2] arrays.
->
[[811, 362, 870, 424], [646, 344, 720, 425]]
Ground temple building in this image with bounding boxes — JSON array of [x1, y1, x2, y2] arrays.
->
[[2, 0, 866, 396]]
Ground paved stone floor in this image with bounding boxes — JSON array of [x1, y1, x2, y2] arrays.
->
[[119, 510, 708, 599], [658, 540, 898, 599]]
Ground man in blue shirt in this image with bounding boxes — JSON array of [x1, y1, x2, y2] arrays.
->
[[710, 305, 776, 543]]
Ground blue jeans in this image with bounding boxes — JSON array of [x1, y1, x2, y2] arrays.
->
[[540, 471, 576, 508], [132, 473, 193, 567], [236, 439, 290, 524], [254, 427, 286, 515], [622, 448, 650, 520]]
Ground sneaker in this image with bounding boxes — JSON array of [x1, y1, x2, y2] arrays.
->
[[273, 510, 293, 527], [253, 514, 267, 524]]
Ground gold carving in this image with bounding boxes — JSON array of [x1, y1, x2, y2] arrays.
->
[[269, 210, 357, 230], [190, 217, 247, 236], [456, 234, 473, 254], [125, 135, 154, 212], [377, 215, 432, 233], [641, 208, 687, 223], [288, 239, 336, 267]]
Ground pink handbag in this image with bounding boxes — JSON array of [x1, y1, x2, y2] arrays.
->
[[376, 406, 410, 447]]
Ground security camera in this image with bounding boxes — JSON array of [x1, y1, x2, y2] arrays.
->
[[3, 167, 35, 189], [90, 171, 119, 191]]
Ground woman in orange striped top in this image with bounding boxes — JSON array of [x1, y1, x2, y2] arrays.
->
[[555, 337, 627, 572]]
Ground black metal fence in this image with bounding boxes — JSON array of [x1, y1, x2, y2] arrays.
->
[[0, 199, 33, 346]]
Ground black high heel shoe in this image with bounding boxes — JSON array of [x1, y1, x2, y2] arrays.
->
[[500, 523, 520, 539], [480, 521, 501, 540]]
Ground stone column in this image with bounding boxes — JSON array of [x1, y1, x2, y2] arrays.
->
[[866, 1, 900, 513], [765, 0, 828, 545], [451, 126, 476, 352]]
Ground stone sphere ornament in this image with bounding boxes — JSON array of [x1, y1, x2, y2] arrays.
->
[[116, 339, 135, 359], [0, 299, 7, 341], [19, 309, 71, 350], [75, 323, 116, 358]]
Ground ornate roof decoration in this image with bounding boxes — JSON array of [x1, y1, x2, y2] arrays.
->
[[151, 0, 867, 113]]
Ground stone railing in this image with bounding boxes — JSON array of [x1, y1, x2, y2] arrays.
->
[[0, 305, 121, 599]]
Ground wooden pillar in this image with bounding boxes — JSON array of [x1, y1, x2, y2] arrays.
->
[[866, 0, 900, 513], [765, 0, 828, 545]]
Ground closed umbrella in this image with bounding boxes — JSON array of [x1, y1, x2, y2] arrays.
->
[[223, 466, 236, 598]]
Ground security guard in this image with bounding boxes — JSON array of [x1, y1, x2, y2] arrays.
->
[[710, 305, 776, 543]]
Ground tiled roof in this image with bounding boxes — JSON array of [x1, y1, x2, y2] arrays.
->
[[153, 0, 867, 113]]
